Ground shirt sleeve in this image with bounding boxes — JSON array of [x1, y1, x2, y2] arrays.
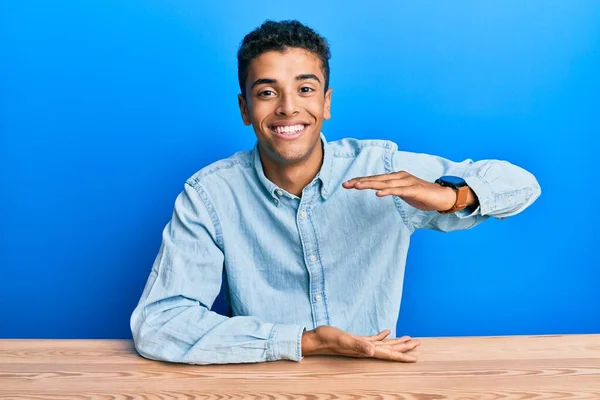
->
[[130, 182, 306, 365], [388, 146, 542, 233]]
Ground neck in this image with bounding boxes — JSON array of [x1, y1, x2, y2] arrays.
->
[[259, 142, 324, 197]]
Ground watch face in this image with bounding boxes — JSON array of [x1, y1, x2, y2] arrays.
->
[[438, 175, 467, 188]]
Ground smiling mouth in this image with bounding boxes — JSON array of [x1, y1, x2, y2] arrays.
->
[[269, 124, 308, 136]]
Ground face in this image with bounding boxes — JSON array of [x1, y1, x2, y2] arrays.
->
[[238, 47, 332, 165]]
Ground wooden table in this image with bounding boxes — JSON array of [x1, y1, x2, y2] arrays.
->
[[1, 334, 599, 399]]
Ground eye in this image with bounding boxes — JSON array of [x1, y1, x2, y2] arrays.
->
[[258, 90, 275, 97], [300, 87, 314, 93]]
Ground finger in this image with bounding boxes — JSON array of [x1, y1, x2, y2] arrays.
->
[[373, 339, 421, 355], [342, 172, 409, 187], [373, 345, 419, 362], [363, 330, 392, 341], [375, 336, 416, 346], [355, 171, 410, 182], [352, 179, 412, 191], [348, 329, 392, 342], [387, 339, 421, 353], [375, 186, 418, 198]]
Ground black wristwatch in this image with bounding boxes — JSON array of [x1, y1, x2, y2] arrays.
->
[[434, 176, 469, 214]]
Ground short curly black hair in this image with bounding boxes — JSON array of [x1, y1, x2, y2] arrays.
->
[[237, 20, 331, 98]]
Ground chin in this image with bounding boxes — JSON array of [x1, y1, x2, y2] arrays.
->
[[270, 146, 311, 164]]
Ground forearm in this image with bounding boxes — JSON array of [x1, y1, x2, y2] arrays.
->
[[438, 186, 480, 211], [131, 288, 305, 365], [131, 183, 305, 365], [392, 149, 541, 231], [463, 160, 541, 219]]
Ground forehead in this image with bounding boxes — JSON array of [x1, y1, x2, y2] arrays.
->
[[247, 47, 323, 82]]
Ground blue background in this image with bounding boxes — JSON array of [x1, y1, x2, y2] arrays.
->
[[1, 1, 598, 339]]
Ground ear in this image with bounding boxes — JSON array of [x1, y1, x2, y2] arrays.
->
[[238, 94, 252, 126], [323, 88, 332, 120]]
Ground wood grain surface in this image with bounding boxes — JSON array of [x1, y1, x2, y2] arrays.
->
[[1, 334, 599, 399]]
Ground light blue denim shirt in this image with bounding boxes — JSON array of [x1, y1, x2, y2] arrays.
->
[[130, 134, 541, 365]]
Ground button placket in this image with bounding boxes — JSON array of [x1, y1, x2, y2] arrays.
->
[[296, 187, 328, 327]]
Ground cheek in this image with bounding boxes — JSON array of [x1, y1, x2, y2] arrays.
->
[[249, 102, 273, 124], [307, 99, 326, 120]]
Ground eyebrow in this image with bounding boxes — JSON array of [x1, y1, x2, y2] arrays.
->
[[250, 74, 321, 89], [296, 74, 321, 84]]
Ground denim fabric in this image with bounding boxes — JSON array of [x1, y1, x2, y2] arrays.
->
[[130, 134, 541, 364]]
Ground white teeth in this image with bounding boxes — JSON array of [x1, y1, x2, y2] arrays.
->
[[274, 124, 306, 135]]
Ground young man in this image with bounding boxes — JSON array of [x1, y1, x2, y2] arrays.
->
[[130, 20, 541, 365]]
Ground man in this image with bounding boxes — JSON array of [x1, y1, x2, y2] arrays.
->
[[130, 20, 541, 365]]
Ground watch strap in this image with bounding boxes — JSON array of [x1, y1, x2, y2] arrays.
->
[[438, 185, 470, 214]]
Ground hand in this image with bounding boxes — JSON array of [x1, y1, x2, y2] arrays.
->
[[342, 171, 464, 212], [301, 325, 420, 362]]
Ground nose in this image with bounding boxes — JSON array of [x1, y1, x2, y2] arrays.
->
[[275, 93, 299, 116]]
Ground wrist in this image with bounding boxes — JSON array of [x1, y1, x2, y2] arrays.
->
[[439, 187, 457, 211], [437, 186, 479, 213], [301, 329, 317, 356], [435, 176, 479, 213]]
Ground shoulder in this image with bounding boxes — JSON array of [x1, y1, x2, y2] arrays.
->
[[185, 149, 254, 190]]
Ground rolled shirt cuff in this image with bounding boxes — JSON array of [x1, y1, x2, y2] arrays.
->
[[462, 173, 495, 217], [266, 324, 306, 362]]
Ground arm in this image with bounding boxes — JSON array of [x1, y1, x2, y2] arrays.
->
[[342, 146, 541, 233], [391, 151, 542, 232], [130, 182, 305, 365]]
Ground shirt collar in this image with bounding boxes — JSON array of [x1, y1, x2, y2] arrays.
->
[[253, 133, 333, 203]]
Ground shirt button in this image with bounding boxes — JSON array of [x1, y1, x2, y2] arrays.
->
[[276, 189, 283, 196], [321, 188, 327, 197], [309, 254, 317, 262], [314, 295, 322, 302], [274, 198, 279, 204], [300, 210, 307, 219]]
